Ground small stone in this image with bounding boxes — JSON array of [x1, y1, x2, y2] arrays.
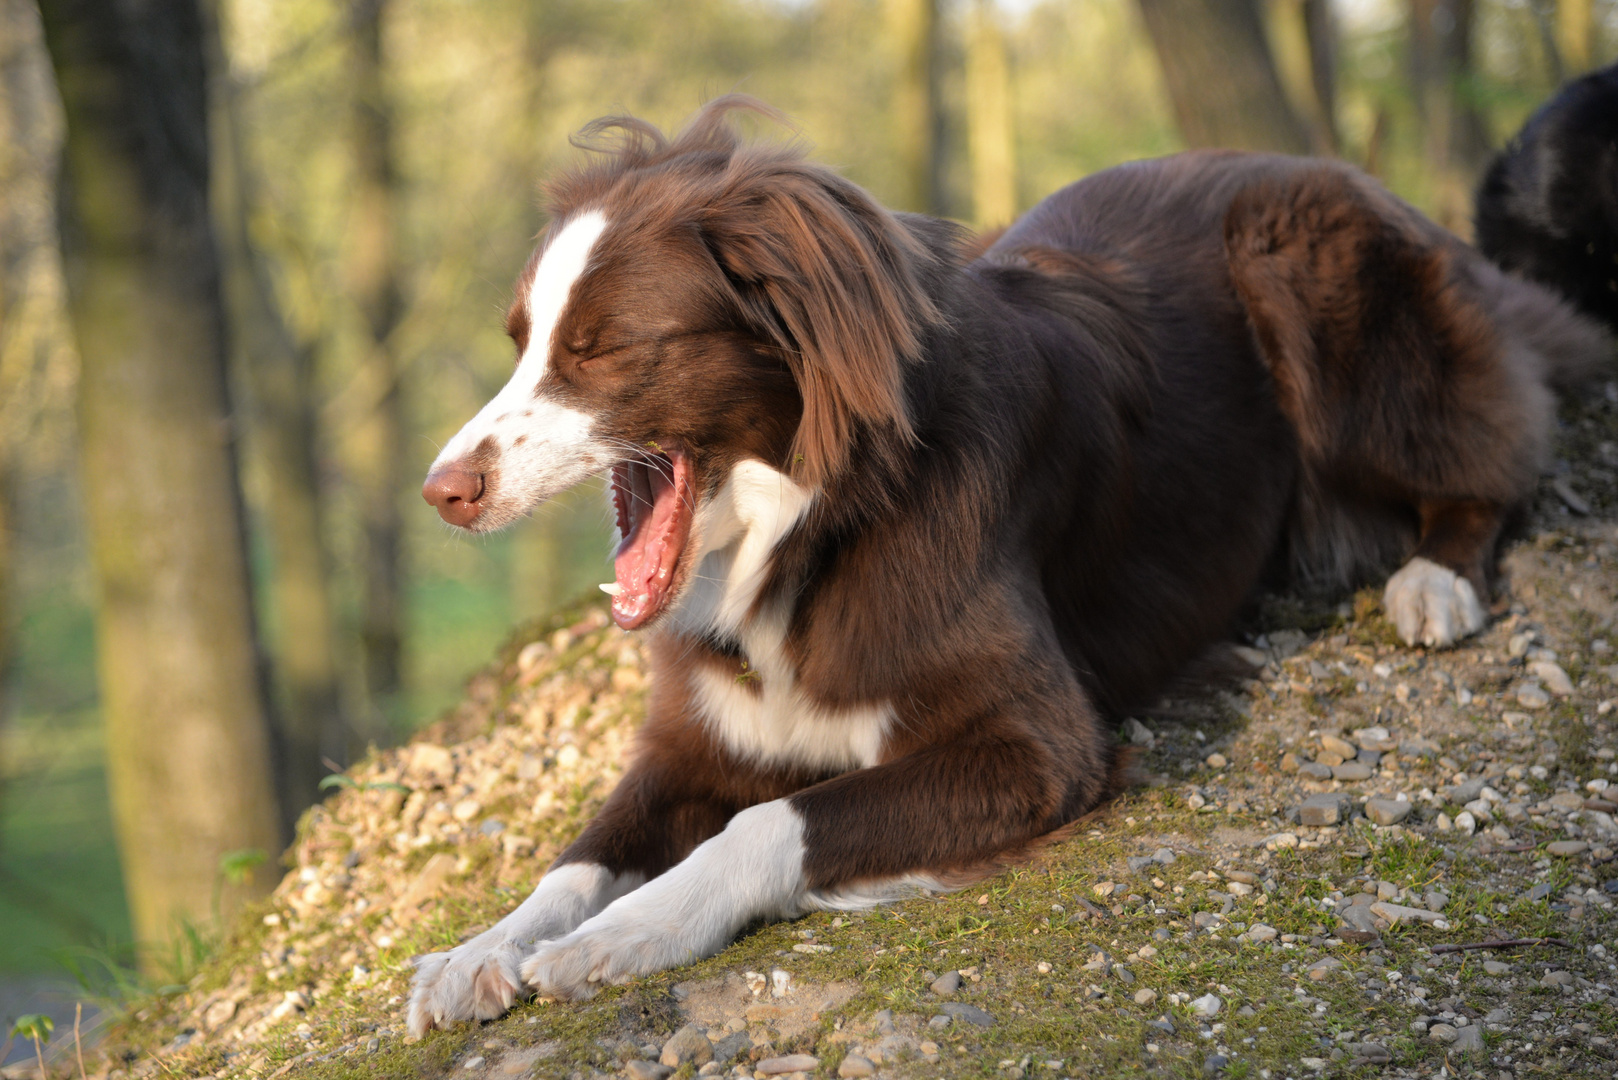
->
[[1435, 812, 1453, 831], [1370, 901, 1445, 926], [930, 970, 962, 996], [1336, 904, 1382, 943], [1306, 957, 1342, 981], [755, 1056, 819, 1076], [462, 1056, 485, 1070], [1483, 961, 1511, 975], [1189, 993, 1222, 1017], [927, 1014, 951, 1030], [660, 1025, 713, 1068], [1299, 793, 1352, 826], [1279, 752, 1302, 773], [1546, 840, 1588, 857], [1333, 761, 1373, 782], [1452, 1024, 1485, 1054], [1455, 810, 1477, 836], [1205, 752, 1228, 769], [941, 1002, 996, 1027], [1517, 683, 1552, 709], [1321, 734, 1357, 759], [624, 1057, 670, 1080], [1540, 970, 1574, 988], [1264, 832, 1299, 850], [1428, 1023, 1459, 1044], [451, 798, 482, 822], [770, 968, 792, 997], [1203, 1053, 1228, 1074], [1349, 1042, 1392, 1064], [1123, 717, 1156, 747], [1299, 762, 1334, 780], [1226, 881, 1253, 897], [1529, 882, 1555, 901], [1364, 798, 1412, 826], [1247, 923, 1277, 942], [837, 1056, 876, 1078], [1529, 661, 1574, 696], [1134, 988, 1158, 1005]]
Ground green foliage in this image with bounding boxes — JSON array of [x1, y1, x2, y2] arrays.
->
[[219, 847, 269, 886], [10, 1013, 53, 1045]]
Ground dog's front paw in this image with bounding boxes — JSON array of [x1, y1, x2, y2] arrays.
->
[[1383, 557, 1485, 648], [406, 932, 532, 1036], [518, 923, 674, 1001]]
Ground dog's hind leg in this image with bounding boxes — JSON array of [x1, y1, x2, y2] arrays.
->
[[1382, 499, 1501, 647], [1225, 164, 1565, 647]]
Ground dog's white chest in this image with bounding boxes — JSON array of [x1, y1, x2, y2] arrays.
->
[[669, 461, 891, 772]]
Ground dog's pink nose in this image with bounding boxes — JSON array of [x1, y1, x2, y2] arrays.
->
[[422, 467, 485, 527]]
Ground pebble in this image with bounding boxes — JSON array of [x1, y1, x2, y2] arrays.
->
[[1428, 1023, 1459, 1044], [755, 1055, 819, 1076], [1546, 840, 1588, 856], [1263, 832, 1299, 850], [1336, 904, 1381, 942], [1247, 923, 1278, 942], [927, 1014, 951, 1030], [1529, 660, 1574, 695], [837, 1056, 875, 1078], [1203, 1053, 1228, 1074], [1364, 798, 1412, 826], [941, 1002, 996, 1027], [930, 970, 962, 996], [1305, 957, 1342, 981], [1134, 988, 1158, 1005], [1321, 734, 1357, 759], [1517, 683, 1551, 709], [624, 1063, 670, 1080], [1452, 1024, 1485, 1054], [1424, 890, 1449, 912], [1332, 761, 1373, 781], [1483, 961, 1511, 975], [1540, 970, 1574, 989], [1455, 810, 1477, 836], [1205, 752, 1228, 769], [1189, 993, 1222, 1017], [1299, 762, 1334, 780], [1298, 793, 1351, 826], [1123, 718, 1156, 747], [1370, 901, 1446, 927], [660, 1025, 713, 1067], [1152, 847, 1177, 865]]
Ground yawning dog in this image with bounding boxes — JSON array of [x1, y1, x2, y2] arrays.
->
[[409, 97, 1609, 1034]]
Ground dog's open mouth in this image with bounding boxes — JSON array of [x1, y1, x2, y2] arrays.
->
[[604, 448, 693, 630]]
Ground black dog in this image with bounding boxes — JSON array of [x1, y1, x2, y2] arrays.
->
[[1476, 61, 1618, 333]]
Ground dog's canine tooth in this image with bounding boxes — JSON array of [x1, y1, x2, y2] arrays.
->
[[598, 582, 623, 596]]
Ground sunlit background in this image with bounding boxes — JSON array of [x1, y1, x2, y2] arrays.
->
[[1, 0, 1614, 1053]]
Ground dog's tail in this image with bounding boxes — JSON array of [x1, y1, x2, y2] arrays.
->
[[1474, 61, 1618, 361]]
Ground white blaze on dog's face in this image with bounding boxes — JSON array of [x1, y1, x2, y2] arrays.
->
[[422, 206, 805, 632], [424, 210, 615, 532]]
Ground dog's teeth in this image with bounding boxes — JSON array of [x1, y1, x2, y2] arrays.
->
[[598, 582, 623, 597]]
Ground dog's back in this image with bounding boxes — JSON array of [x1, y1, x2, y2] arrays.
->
[[1476, 61, 1618, 334]]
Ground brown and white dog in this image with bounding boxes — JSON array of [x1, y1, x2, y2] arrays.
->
[[409, 97, 1609, 1034]]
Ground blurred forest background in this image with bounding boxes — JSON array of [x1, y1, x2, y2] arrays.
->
[[0, 0, 1615, 1044]]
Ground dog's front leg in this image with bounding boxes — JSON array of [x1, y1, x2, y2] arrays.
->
[[520, 719, 1104, 999], [406, 712, 797, 1034]]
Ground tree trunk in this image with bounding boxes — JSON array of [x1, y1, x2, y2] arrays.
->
[[36, 0, 283, 955], [203, 0, 346, 823], [889, 0, 945, 214], [346, 0, 405, 724], [1557, 0, 1593, 73], [1135, 0, 1312, 153], [1409, 0, 1490, 229], [966, 0, 1017, 228]]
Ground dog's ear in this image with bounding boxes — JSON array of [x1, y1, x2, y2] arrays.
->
[[698, 158, 944, 487]]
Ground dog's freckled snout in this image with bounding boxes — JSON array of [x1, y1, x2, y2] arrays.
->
[[422, 467, 485, 527]]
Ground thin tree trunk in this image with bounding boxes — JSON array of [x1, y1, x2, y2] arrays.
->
[[1557, 0, 1593, 73], [203, 0, 346, 823], [967, 0, 1016, 228], [36, 0, 283, 956], [1409, 0, 1490, 228], [346, 0, 405, 725], [1302, 0, 1340, 152], [1136, 0, 1312, 153], [889, 0, 945, 214]]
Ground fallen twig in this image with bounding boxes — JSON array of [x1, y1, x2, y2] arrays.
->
[[1431, 936, 1573, 954], [75, 1003, 86, 1080]]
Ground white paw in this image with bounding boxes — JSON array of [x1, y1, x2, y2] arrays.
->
[[518, 923, 658, 1000], [406, 930, 531, 1036], [403, 862, 628, 1035], [1383, 557, 1486, 647]]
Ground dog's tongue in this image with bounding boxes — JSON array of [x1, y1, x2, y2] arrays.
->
[[607, 452, 691, 629]]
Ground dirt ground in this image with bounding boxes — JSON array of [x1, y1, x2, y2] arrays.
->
[[18, 393, 1618, 1080]]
